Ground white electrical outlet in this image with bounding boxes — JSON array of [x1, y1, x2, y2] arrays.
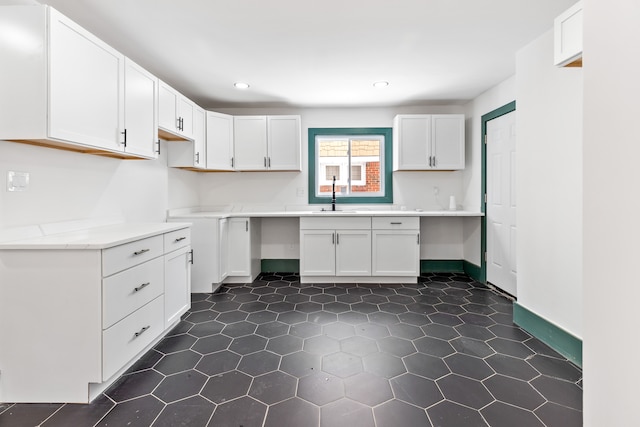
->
[[7, 171, 29, 192]]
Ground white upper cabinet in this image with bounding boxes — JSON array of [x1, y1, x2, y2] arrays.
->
[[393, 114, 465, 171], [206, 112, 235, 171], [234, 115, 301, 171], [167, 106, 206, 169], [234, 116, 269, 170], [267, 116, 302, 171], [158, 80, 195, 141], [123, 58, 159, 159], [0, 6, 151, 158], [554, 1, 583, 67]]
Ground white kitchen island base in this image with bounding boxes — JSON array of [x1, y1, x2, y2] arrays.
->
[[0, 222, 191, 403]]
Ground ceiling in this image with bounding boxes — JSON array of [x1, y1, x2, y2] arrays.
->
[[5, 0, 576, 108]]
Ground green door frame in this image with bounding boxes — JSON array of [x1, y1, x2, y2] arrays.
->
[[480, 101, 516, 283]]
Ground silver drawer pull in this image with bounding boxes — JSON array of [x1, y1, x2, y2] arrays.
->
[[134, 325, 150, 338], [134, 282, 150, 292], [174, 237, 187, 242], [133, 249, 150, 256], [390, 222, 402, 225]]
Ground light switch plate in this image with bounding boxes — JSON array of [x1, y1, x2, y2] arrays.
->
[[7, 171, 29, 192]]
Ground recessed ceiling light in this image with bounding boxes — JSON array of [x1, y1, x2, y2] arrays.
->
[[373, 81, 389, 88], [234, 82, 250, 89]]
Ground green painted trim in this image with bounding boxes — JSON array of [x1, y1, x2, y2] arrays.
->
[[421, 260, 464, 273], [308, 128, 393, 205], [261, 259, 300, 273], [463, 261, 482, 282], [513, 302, 582, 367], [480, 101, 516, 283]]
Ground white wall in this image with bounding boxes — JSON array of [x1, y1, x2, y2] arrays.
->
[[583, 0, 640, 425], [0, 140, 198, 229], [199, 106, 474, 260], [462, 76, 516, 265], [516, 30, 583, 338]]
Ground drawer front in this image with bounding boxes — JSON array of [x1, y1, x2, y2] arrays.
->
[[102, 235, 163, 277], [300, 216, 371, 230], [102, 295, 164, 381], [372, 216, 419, 230], [102, 257, 164, 329], [164, 228, 191, 253]]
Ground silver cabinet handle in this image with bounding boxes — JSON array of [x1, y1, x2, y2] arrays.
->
[[332, 233, 335, 245], [433, 156, 436, 167], [189, 249, 194, 265], [428, 156, 432, 167], [391, 222, 402, 225], [195, 152, 200, 164], [133, 249, 150, 256], [336, 233, 339, 245], [134, 325, 150, 338], [134, 282, 150, 292], [156, 139, 161, 155], [231, 157, 234, 168], [245, 220, 249, 232], [176, 117, 181, 131], [174, 237, 187, 242], [268, 157, 271, 168], [417, 233, 420, 244], [121, 129, 127, 147]]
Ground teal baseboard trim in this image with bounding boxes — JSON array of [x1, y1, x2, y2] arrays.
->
[[260, 259, 300, 273], [513, 302, 582, 368], [261, 259, 300, 273], [421, 260, 464, 274], [463, 261, 482, 282]]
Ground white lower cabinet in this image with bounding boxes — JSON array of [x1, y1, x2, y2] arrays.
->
[[227, 217, 261, 282], [164, 245, 192, 329], [0, 224, 191, 403], [300, 216, 419, 283], [299, 217, 372, 279], [372, 217, 420, 276]]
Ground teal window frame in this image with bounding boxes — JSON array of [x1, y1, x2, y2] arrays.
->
[[308, 127, 393, 205]]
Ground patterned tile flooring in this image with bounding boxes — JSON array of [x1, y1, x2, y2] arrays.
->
[[0, 273, 583, 427]]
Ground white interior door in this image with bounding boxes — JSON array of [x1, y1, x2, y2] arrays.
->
[[487, 111, 517, 296]]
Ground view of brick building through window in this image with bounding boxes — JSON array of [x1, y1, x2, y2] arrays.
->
[[318, 139, 381, 195]]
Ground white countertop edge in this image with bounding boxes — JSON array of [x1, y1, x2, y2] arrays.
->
[[167, 210, 484, 219], [0, 222, 192, 250]]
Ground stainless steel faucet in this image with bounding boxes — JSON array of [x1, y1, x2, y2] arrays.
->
[[332, 176, 336, 211]]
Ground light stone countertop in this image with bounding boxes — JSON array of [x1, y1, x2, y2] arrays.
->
[[0, 222, 191, 250]]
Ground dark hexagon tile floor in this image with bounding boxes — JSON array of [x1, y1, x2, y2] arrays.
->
[[0, 272, 583, 427]]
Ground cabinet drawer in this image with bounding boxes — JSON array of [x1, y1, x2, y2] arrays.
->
[[102, 235, 163, 277], [102, 257, 164, 329], [164, 228, 191, 252], [102, 295, 164, 381], [300, 217, 371, 230], [372, 217, 419, 230]]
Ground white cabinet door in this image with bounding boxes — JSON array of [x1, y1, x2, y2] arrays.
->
[[234, 116, 268, 170], [206, 112, 235, 170], [335, 230, 371, 276], [554, 0, 583, 67], [228, 218, 251, 276], [372, 231, 420, 276], [393, 115, 430, 170], [193, 106, 206, 168], [48, 7, 124, 152], [267, 115, 301, 171], [219, 218, 229, 281], [431, 115, 465, 170], [177, 97, 195, 140], [300, 230, 336, 276], [123, 58, 158, 159], [164, 246, 191, 329], [158, 81, 179, 134]]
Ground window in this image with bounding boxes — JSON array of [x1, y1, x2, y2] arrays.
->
[[308, 127, 393, 204]]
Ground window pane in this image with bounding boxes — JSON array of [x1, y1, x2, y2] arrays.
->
[[350, 139, 381, 194], [317, 138, 349, 195]]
